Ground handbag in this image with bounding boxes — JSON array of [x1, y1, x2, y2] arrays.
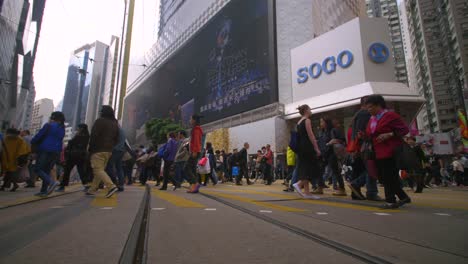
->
[[197, 156, 211, 174], [346, 137, 359, 153], [360, 139, 375, 161]]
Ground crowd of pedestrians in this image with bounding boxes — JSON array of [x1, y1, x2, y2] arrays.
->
[[1, 96, 467, 208]]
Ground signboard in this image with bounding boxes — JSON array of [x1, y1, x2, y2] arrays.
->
[[416, 133, 454, 155], [290, 17, 395, 102]]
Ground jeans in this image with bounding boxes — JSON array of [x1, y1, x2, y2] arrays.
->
[[106, 150, 125, 188], [351, 170, 378, 197], [174, 161, 187, 185], [88, 152, 115, 193], [289, 167, 298, 187], [123, 160, 134, 184], [34, 152, 60, 193]]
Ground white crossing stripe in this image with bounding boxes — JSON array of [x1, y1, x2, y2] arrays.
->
[[434, 213, 451, 216], [373, 213, 391, 216], [259, 210, 272, 213], [152, 208, 166, 211], [101, 207, 113, 210], [204, 208, 217, 211], [316, 212, 328, 215]]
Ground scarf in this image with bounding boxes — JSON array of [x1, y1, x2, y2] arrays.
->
[[370, 109, 388, 134]]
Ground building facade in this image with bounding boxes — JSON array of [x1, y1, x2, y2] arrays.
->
[[366, 0, 408, 84], [102, 36, 120, 107], [0, 0, 46, 130], [405, 0, 468, 133], [123, 0, 367, 145], [30, 98, 53, 134]]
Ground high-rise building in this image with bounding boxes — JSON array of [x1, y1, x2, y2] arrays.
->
[[124, 0, 366, 143], [30, 98, 54, 134], [405, 0, 468, 132], [102, 36, 120, 107], [399, 1, 418, 93], [61, 41, 109, 129], [0, 0, 46, 130], [17, 84, 36, 130], [366, 0, 408, 84], [84, 41, 108, 128]]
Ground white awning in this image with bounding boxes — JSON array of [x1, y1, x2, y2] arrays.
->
[[284, 82, 425, 120]]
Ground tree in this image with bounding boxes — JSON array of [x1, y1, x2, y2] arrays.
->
[[145, 118, 184, 146]]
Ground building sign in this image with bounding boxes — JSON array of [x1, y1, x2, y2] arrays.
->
[[290, 17, 395, 102], [296, 50, 353, 83]]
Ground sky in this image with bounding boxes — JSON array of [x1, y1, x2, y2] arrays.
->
[[34, 0, 125, 107]]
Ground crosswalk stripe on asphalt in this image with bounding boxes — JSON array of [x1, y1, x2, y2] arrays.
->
[[152, 190, 205, 208]]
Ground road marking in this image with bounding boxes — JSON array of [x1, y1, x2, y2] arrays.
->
[[50, 206, 65, 209], [259, 210, 272, 213], [151, 208, 166, 211], [204, 208, 217, 211], [101, 207, 113, 210], [373, 213, 391, 216], [207, 189, 401, 212], [203, 191, 306, 212], [434, 213, 451, 216], [152, 190, 205, 208], [91, 192, 118, 207], [316, 212, 328, 215]]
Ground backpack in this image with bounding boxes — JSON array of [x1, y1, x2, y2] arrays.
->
[[289, 130, 299, 153]]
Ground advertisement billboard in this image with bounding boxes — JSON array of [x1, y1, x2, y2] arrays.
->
[[124, 0, 277, 139]]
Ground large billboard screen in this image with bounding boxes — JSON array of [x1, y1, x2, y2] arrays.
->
[[123, 0, 277, 139]]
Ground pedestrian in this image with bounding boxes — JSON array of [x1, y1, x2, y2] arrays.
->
[[186, 115, 203, 193], [348, 96, 383, 201], [122, 150, 135, 185], [1, 128, 31, 192], [85, 105, 120, 198], [316, 117, 334, 193], [292, 104, 322, 197], [405, 136, 427, 193], [235, 143, 252, 185], [31, 112, 66, 196], [452, 155, 465, 186], [215, 150, 225, 183], [203, 142, 218, 186], [174, 130, 190, 189], [283, 146, 296, 192], [57, 124, 90, 192], [365, 95, 411, 209], [105, 126, 127, 192], [263, 144, 274, 185], [160, 132, 179, 190], [20, 130, 36, 188]]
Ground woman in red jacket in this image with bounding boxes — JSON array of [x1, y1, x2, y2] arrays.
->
[[365, 95, 411, 209]]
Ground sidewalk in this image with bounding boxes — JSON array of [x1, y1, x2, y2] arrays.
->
[[0, 182, 83, 209]]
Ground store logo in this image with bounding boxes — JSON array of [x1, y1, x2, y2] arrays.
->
[[297, 50, 353, 84], [368, 43, 389, 63]]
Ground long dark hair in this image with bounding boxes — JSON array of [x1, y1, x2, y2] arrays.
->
[[100, 105, 116, 120], [320, 117, 333, 132], [77, 123, 90, 136]]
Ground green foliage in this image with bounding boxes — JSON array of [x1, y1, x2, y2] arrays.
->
[[145, 118, 184, 146]]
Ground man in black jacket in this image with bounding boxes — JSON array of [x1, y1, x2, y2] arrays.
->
[[236, 143, 252, 186]]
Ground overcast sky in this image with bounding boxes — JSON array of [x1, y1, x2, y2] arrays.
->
[[34, 0, 125, 107]]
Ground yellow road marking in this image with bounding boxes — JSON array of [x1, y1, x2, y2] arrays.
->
[[207, 189, 402, 212], [0, 185, 83, 208], [152, 190, 205, 208], [91, 192, 118, 207], [202, 190, 306, 212]]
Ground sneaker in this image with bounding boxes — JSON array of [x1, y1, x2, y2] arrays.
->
[[47, 182, 60, 195], [380, 203, 399, 209], [311, 187, 324, 195], [397, 197, 412, 207], [292, 183, 305, 197], [333, 188, 347, 196], [105, 187, 119, 198], [56, 186, 65, 192], [366, 195, 384, 202]]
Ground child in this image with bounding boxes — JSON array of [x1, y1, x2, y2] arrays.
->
[[1, 128, 31, 191]]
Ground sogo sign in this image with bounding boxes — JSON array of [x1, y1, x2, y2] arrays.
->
[[296, 50, 353, 84]]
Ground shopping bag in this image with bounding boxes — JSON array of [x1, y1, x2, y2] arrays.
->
[[232, 166, 239, 176]]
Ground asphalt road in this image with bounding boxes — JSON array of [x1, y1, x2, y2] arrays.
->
[[0, 182, 467, 264]]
